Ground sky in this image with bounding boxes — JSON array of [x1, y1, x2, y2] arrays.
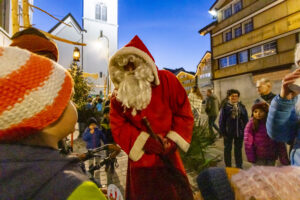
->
[[33, 0, 214, 72]]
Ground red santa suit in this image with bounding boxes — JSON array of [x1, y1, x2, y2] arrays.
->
[[109, 35, 194, 200]]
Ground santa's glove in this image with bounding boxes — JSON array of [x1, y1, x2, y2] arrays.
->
[[162, 138, 177, 156], [143, 137, 164, 155]]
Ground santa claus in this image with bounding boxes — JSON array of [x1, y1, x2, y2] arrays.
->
[[109, 35, 194, 200]]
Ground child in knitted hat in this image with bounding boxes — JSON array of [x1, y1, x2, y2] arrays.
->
[[0, 46, 106, 200], [244, 102, 289, 166]]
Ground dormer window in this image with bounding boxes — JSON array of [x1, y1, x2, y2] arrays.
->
[[95, 3, 107, 21]]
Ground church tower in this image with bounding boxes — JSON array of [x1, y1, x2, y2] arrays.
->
[[82, 0, 118, 94]]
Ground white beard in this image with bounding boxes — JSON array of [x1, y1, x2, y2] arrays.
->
[[116, 64, 154, 116]]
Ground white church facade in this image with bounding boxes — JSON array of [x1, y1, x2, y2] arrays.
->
[[49, 0, 118, 95]]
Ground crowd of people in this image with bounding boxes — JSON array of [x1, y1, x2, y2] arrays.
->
[[188, 78, 291, 169], [2, 27, 300, 200]]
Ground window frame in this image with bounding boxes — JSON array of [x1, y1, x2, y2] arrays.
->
[[224, 29, 233, 42], [95, 3, 107, 21], [223, 5, 232, 20], [234, 1, 242, 13], [250, 41, 277, 60], [238, 50, 249, 64], [219, 54, 237, 69], [233, 25, 242, 38], [244, 20, 253, 34]]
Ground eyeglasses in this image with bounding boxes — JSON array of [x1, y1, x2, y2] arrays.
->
[[230, 95, 239, 98]]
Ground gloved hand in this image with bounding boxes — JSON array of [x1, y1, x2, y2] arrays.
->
[[143, 137, 164, 154], [162, 138, 177, 155]]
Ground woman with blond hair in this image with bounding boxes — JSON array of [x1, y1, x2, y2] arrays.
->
[[188, 86, 203, 126]]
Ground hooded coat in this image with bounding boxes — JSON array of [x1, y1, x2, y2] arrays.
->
[[244, 118, 289, 164], [0, 144, 106, 200], [109, 36, 194, 200]]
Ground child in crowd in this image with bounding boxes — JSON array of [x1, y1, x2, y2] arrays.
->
[[244, 102, 289, 166], [0, 46, 106, 200], [83, 117, 107, 178], [83, 117, 107, 150]]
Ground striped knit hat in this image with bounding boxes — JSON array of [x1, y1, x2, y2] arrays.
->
[[0, 46, 73, 141]]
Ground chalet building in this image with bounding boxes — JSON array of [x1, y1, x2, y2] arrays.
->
[[199, 0, 300, 109], [164, 67, 196, 93]]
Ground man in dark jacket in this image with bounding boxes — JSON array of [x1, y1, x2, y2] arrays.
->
[[219, 89, 248, 168], [205, 89, 221, 137]]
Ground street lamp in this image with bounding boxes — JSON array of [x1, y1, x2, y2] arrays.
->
[[98, 30, 110, 97], [73, 47, 80, 62]]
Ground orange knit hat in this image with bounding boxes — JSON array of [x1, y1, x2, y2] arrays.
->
[[0, 46, 73, 141]]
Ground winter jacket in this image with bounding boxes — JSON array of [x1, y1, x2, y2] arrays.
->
[[254, 92, 276, 105], [219, 102, 248, 138], [83, 127, 107, 149], [244, 118, 289, 164], [0, 144, 106, 200], [205, 94, 219, 117], [267, 95, 300, 166], [101, 118, 114, 144]]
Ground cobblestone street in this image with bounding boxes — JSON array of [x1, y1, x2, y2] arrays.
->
[[72, 119, 252, 198]]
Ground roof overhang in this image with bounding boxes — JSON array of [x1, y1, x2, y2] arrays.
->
[[198, 21, 217, 36]]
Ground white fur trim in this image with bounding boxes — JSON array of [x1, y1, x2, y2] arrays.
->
[[166, 131, 190, 152], [0, 47, 31, 78], [109, 46, 160, 86], [0, 63, 66, 129], [129, 131, 150, 161]]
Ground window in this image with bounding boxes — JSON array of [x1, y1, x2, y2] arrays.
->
[[250, 41, 277, 60], [238, 51, 248, 63], [263, 41, 277, 57], [95, 3, 107, 21], [234, 1, 242, 13], [223, 6, 232, 20], [200, 72, 211, 79], [244, 21, 253, 33], [224, 30, 232, 42], [228, 54, 237, 66], [219, 54, 237, 68], [250, 46, 263, 60], [234, 26, 242, 38]]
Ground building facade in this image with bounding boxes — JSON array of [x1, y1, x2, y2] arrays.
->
[[200, 0, 300, 110], [163, 67, 196, 93], [50, 0, 118, 95], [0, 0, 34, 46], [195, 51, 213, 97]]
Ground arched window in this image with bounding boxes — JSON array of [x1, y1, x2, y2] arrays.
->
[[95, 3, 107, 21]]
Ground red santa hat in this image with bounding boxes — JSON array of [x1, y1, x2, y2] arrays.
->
[[109, 35, 160, 86]]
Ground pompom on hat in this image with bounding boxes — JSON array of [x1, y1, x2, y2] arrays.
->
[[10, 27, 58, 61], [0, 46, 73, 142]]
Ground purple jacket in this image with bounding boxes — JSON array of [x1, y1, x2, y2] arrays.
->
[[244, 118, 289, 164]]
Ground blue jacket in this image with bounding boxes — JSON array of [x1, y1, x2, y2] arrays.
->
[[83, 127, 107, 149], [267, 95, 299, 166]]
